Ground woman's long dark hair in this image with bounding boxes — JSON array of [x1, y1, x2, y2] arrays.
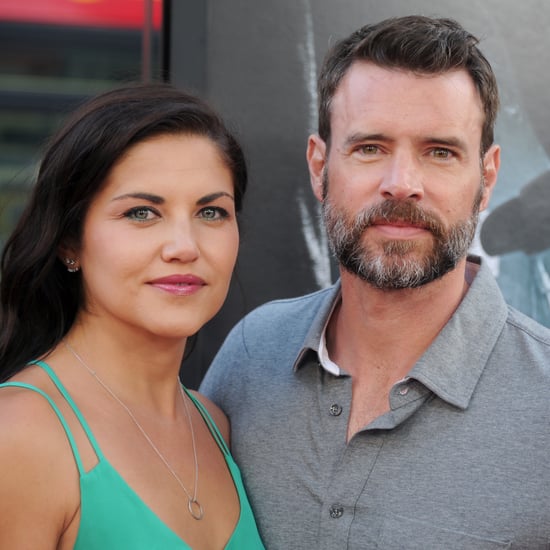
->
[[0, 83, 247, 382]]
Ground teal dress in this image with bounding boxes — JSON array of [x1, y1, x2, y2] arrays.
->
[[0, 361, 265, 549]]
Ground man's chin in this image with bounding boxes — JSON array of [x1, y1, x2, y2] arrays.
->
[[344, 248, 443, 289], [377, 235, 435, 257]]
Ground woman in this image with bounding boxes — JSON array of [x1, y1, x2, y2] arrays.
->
[[0, 84, 264, 549]]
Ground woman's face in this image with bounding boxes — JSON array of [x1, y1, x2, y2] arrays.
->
[[74, 133, 239, 341]]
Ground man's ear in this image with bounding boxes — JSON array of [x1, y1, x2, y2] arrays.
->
[[480, 144, 500, 211], [307, 134, 327, 203]]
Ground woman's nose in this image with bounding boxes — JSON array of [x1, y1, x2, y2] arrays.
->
[[160, 224, 200, 263]]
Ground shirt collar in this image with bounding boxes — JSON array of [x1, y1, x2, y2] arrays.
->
[[409, 256, 508, 409], [292, 280, 341, 372], [292, 256, 509, 409]]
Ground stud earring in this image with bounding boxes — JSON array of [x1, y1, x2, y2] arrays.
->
[[65, 258, 80, 273]]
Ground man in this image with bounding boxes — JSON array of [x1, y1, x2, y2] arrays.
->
[[201, 15, 550, 549]]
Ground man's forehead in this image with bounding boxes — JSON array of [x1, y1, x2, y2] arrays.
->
[[329, 63, 484, 141]]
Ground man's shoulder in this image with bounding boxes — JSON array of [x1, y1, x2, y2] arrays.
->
[[490, 304, 550, 388], [470, 257, 550, 354], [507, 305, 550, 346], [202, 285, 338, 396], [504, 304, 550, 349], [241, 284, 337, 330], [215, 284, 337, 364]]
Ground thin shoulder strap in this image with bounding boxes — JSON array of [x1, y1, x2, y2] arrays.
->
[[30, 360, 105, 460], [183, 386, 231, 456], [0, 380, 87, 476]]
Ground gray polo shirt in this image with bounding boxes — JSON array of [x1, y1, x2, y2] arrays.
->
[[201, 257, 550, 549]]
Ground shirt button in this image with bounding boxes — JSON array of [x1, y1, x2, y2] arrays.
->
[[398, 386, 409, 396], [329, 403, 343, 416], [329, 505, 344, 519]]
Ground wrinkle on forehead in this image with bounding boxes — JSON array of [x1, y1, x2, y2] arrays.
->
[[330, 63, 484, 151]]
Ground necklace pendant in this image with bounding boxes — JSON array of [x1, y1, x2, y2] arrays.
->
[[188, 498, 204, 520]]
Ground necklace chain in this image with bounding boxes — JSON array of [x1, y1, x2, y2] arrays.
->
[[63, 340, 204, 520]]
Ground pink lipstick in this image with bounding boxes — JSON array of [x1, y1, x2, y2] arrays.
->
[[148, 274, 206, 296]]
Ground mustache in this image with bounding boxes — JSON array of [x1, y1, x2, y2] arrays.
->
[[354, 200, 445, 238]]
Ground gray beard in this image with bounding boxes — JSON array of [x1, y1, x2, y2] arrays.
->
[[322, 191, 482, 290]]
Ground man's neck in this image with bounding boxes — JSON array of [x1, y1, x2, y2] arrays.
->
[[326, 258, 477, 439]]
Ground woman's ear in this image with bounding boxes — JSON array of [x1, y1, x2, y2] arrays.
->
[[57, 242, 80, 273]]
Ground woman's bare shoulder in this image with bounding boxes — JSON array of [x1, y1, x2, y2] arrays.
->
[[188, 390, 230, 445], [0, 383, 80, 548], [0, 380, 78, 486], [0, 380, 60, 434]]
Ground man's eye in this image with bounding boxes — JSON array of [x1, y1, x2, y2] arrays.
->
[[357, 144, 379, 155], [433, 148, 452, 159]]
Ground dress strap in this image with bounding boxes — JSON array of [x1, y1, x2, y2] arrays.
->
[[0, 380, 87, 476], [183, 386, 231, 456], [29, 360, 105, 461]]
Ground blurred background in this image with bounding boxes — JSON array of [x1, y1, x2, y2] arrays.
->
[[1, 0, 549, 387]]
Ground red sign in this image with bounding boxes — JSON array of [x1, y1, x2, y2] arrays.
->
[[0, 0, 162, 30]]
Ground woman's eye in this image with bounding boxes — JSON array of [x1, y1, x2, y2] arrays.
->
[[125, 207, 158, 221], [199, 206, 229, 221]]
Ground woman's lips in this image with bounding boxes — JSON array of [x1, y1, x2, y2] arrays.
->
[[148, 274, 206, 296]]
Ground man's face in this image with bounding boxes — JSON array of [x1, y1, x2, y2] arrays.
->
[[307, 61, 499, 289], [322, 173, 483, 288]]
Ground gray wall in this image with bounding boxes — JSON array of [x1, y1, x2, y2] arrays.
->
[[169, 0, 550, 387]]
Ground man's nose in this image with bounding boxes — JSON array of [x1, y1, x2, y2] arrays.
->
[[378, 152, 424, 201]]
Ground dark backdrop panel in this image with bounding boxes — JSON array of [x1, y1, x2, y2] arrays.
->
[[168, 0, 550, 388]]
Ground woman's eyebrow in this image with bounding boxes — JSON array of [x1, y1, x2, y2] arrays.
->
[[112, 192, 164, 204], [197, 192, 234, 205]]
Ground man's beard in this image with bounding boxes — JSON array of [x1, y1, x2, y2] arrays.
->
[[322, 174, 483, 290]]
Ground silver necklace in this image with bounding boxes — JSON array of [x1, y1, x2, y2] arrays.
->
[[63, 340, 204, 520]]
